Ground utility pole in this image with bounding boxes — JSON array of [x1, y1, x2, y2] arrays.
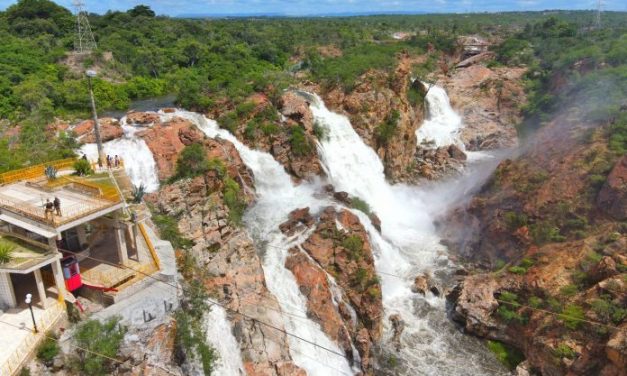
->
[[86, 70, 105, 166], [595, 0, 602, 29], [73, 0, 97, 53]]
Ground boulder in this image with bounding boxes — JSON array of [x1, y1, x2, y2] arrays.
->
[[279, 207, 315, 236], [333, 191, 352, 205], [126, 111, 160, 125], [412, 275, 429, 295], [448, 144, 467, 160], [588, 256, 618, 284], [280, 92, 314, 133], [389, 314, 405, 351], [369, 213, 382, 233], [606, 325, 627, 370], [74, 118, 123, 143]]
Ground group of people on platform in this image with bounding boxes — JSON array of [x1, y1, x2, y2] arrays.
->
[[44, 196, 62, 221]]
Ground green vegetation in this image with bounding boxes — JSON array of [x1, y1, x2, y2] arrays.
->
[[487, 340, 525, 370], [590, 295, 626, 324], [0, 241, 16, 264], [289, 126, 313, 156], [223, 177, 246, 226], [72, 317, 126, 375], [73, 158, 93, 176], [131, 183, 146, 203], [559, 304, 585, 330], [553, 343, 577, 359], [342, 235, 364, 260], [173, 143, 210, 181], [508, 257, 534, 275], [175, 280, 218, 376], [375, 110, 400, 145], [36, 335, 59, 363], [496, 291, 526, 324], [152, 212, 193, 249], [350, 197, 372, 216], [503, 211, 528, 231]]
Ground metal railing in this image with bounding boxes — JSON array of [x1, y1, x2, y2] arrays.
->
[[0, 301, 64, 376], [0, 158, 77, 185], [138, 223, 161, 270]]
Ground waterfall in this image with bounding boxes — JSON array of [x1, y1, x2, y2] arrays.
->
[[309, 94, 507, 375], [160, 110, 355, 376], [417, 85, 463, 148], [79, 118, 160, 192], [204, 305, 246, 375]]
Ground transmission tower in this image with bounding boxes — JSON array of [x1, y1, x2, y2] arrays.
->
[[73, 0, 97, 53], [595, 0, 602, 28]]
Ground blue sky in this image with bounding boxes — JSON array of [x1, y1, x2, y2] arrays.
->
[[1, 0, 625, 16]]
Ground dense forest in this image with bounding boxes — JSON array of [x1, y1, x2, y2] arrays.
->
[[0, 0, 626, 172]]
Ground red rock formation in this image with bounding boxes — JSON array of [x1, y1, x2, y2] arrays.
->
[[74, 118, 124, 143], [126, 111, 160, 125], [598, 155, 627, 220], [282, 207, 383, 374]]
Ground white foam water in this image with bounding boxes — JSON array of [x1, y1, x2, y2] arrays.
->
[[79, 118, 160, 192], [417, 85, 464, 148], [204, 305, 246, 375]]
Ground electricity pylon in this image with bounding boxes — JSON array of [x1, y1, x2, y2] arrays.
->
[[73, 0, 97, 53]]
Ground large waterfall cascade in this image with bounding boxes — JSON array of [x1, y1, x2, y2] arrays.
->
[[79, 117, 160, 192], [141, 85, 505, 375]]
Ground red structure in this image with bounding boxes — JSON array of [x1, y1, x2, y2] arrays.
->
[[61, 256, 83, 292]]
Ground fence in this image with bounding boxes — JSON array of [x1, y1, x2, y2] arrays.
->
[[0, 158, 77, 185], [0, 301, 64, 376], [138, 223, 161, 270]]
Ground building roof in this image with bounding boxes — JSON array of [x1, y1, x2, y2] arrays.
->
[[0, 234, 58, 273]]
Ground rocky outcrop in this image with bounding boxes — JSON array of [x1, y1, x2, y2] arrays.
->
[[597, 155, 627, 220], [147, 139, 303, 375], [281, 207, 383, 373], [413, 144, 467, 181], [446, 109, 626, 374], [74, 118, 124, 143], [126, 111, 161, 125], [438, 64, 526, 151], [137, 117, 204, 181], [318, 53, 425, 182]]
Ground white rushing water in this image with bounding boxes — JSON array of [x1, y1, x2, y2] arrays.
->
[[204, 305, 246, 375], [417, 85, 464, 148], [309, 93, 506, 375], [156, 84, 505, 375], [79, 118, 160, 192], [160, 110, 354, 376]]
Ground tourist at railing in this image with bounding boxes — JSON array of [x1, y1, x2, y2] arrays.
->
[[53, 197, 62, 217], [44, 199, 54, 221]]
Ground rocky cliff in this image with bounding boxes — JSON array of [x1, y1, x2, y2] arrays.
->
[[280, 206, 383, 374], [145, 130, 305, 375], [445, 110, 626, 375]]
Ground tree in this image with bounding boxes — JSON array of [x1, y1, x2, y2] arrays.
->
[[127, 5, 155, 18]]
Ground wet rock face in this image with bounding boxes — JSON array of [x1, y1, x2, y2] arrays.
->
[[74, 117, 124, 143], [319, 53, 424, 182], [597, 155, 627, 220], [147, 141, 303, 376], [411, 144, 467, 181], [126, 111, 161, 125], [281, 206, 383, 374]]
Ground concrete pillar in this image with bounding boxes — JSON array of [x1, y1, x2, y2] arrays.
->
[[0, 272, 17, 309], [47, 237, 58, 252], [76, 225, 88, 248], [33, 269, 48, 309], [51, 259, 66, 303], [114, 223, 129, 265]]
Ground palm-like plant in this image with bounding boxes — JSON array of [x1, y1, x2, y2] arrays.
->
[[45, 166, 58, 180], [0, 241, 16, 264], [132, 183, 146, 203]]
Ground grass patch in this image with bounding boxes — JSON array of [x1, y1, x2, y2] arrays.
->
[[72, 317, 126, 376], [223, 177, 246, 226], [36, 335, 59, 363], [350, 197, 371, 216], [487, 340, 525, 370], [152, 213, 193, 249], [342, 235, 364, 261], [559, 304, 585, 330]]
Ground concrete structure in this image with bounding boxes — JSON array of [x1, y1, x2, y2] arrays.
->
[[0, 163, 161, 375]]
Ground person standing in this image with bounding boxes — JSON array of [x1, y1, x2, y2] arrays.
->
[[106, 154, 112, 169], [53, 197, 62, 217], [114, 155, 120, 168], [44, 199, 54, 221]]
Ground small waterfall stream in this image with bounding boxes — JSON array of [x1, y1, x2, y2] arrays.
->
[[79, 118, 160, 192], [417, 85, 464, 148]]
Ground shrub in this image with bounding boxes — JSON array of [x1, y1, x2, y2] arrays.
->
[[206, 158, 226, 179], [559, 304, 585, 330], [553, 343, 576, 359], [530, 224, 565, 244], [152, 214, 193, 249], [375, 110, 400, 145], [73, 317, 126, 375], [487, 340, 525, 370], [260, 122, 280, 136], [313, 121, 327, 141], [560, 284, 579, 297], [504, 211, 528, 230], [351, 197, 371, 216], [174, 143, 209, 180], [131, 183, 146, 203], [73, 158, 93, 176], [508, 266, 528, 275], [289, 126, 313, 156], [223, 177, 246, 226], [175, 310, 218, 376], [342, 235, 364, 260], [591, 296, 627, 324], [352, 268, 369, 290], [37, 335, 59, 362], [0, 241, 16, 264], [528, 296, 543, 309]]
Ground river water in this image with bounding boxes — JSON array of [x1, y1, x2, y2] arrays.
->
[[82, 85, 506, 375]]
